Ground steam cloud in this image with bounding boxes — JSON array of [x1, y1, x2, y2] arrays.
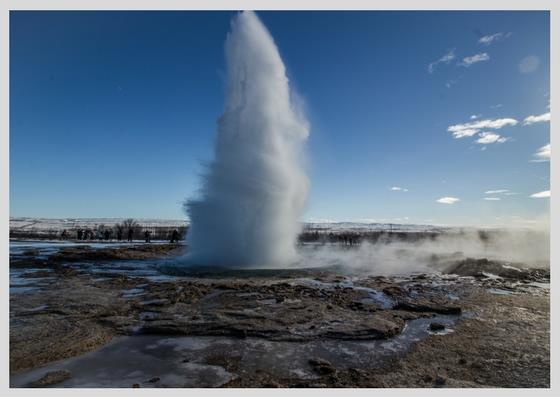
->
[[297, 228, 550, 275], [184, 11, 309, 267]]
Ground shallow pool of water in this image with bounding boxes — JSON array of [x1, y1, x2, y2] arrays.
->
[[10, 314, 460, 388]]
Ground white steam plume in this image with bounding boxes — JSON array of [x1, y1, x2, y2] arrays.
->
[[297, 228, 550, 275], [184, 11, 309, 267]]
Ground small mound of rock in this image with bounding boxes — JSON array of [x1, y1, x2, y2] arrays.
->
[[429, 322, 445, 331], [28, 370, 71, 387], [309, 358, 337, 375]]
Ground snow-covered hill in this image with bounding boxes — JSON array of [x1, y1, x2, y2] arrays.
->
[[10, 217, 442, 233]]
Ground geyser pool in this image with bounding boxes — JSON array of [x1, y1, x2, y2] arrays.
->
[[184, 11, 309, 267]]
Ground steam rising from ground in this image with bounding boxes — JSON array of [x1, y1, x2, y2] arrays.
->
[[184, 11, 309, 267], [297, 228, 550, 275]]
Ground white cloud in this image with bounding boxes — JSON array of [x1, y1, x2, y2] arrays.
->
[[485, 189, 510, 194], [459, 52, 490, 67], [445, 79, 457, 88], [519, 55, 540, 74], [436, 197, 460, 204], [475, 132, 509, 144], [470, 114, 481, 120], [452, 128, 479, 138], [530, 143, 550, 162], [428, 50, 456, 73], [473, 118, 518, 129], [523, 112, 550, 125], [391, 186, 408, 192], [530, 190, 550, 198], [447, 118, 518, 139], [478, 32, 511, 45], [483, 197, 501, 201]]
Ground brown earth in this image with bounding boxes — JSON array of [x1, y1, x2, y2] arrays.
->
[[9, 243, 549, 387]]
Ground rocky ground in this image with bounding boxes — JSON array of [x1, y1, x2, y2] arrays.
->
[[9, 242, 550, 388]]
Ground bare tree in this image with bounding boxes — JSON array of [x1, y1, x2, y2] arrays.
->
[[121, 218, 139, 229], [117, 218, 141, 240]]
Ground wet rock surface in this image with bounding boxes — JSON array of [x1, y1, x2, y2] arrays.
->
[[443, 257, 549, 281], [309, 358, 337, 375], [429, 322, 445, 331], [28, 370, 72, 387], [9, 242, 549, 388]]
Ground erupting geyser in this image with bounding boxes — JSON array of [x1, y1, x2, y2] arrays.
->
[[184, 11, 310, 267]]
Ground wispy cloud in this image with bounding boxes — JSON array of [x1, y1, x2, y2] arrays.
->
[[485, 189, 510, 194], [519, 55, 540, 74], [470, 114, 481, 120], [436, 197, 460, 204], [428, 50, 455, 73], [447, 118, 518, 139], [531, 143, 550, 162], [391, 186, 408, 192], [451, 128, 479, 138], [530, 190, 550, 198], [446, 79, 457, 88], [459, 52, 490, 67], [475, 132, 509, 144], [523, 112, 550, 125], [478, 32, 511, 45], [483, 197, 501, 201]]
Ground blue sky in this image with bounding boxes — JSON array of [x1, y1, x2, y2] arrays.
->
[[10, 11, 550, 226]]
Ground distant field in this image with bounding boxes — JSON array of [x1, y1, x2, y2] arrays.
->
[[10, 217, 188, 231], [10, 217, 442, 233]]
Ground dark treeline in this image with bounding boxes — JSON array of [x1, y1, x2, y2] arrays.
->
[[12, 225, 442, 245], [297, 229, 443, 246], [297, 228, 503, 247], [10, 218, 188, 243], [10, 222, 496, 247]]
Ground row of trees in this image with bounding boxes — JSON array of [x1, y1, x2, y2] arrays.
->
[[10, 218, 187, 242], [297, 229, 441, 245]]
